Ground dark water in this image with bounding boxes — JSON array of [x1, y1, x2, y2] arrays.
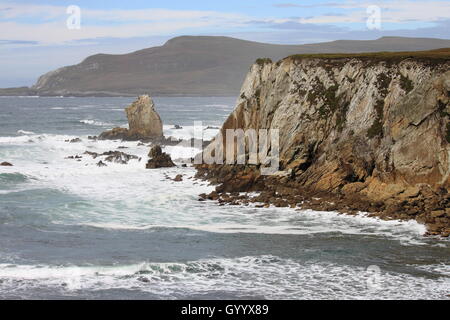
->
[[0, 96, 232, 137], [0, 97, 448, 300]]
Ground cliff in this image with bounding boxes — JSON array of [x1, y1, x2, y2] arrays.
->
[[2, 36, 450, 97], [196, 48, 450, 236]]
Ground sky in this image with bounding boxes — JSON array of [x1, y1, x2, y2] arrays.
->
[[1, 0, 449, 87]]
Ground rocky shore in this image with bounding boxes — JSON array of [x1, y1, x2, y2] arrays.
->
[[196, 164, 450, 237], [195, 49, 450, 237]]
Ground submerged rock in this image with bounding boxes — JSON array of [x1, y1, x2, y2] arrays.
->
[[96, 161, 107, 167], [103, 151, 139, 164], [99, 95, 163, 141], [0, 162, 13, 166], [146, 145, 175, 169], [173, 174, 183, 182], [84, 150, 139, 164]]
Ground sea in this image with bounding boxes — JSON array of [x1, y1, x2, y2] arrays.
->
[[0, 96, 448, 300]]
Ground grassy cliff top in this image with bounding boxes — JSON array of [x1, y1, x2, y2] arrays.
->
[[284, 48, 450, 64]]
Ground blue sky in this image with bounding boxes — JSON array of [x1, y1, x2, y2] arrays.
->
[[1, 0, 449, 87]]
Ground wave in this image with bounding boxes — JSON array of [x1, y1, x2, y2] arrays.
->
[[0, 133, 63, 144], [79, 119, 113, 127], [0, 172, 29, 185], [0, 130, 432, 247], [80, 209, 428, 234], [0, 255, 448, 299], [17, 130, 35, 135], [163, 124, 220, 141], [412, 264, 450, 277]]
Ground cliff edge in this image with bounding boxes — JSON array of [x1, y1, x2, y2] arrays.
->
[[196, 49, 450, 236]]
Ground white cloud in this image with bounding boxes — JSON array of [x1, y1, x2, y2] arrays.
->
[[298, 0, 450, 24], [0, 1, 449, 46], [0, 3, 248, 45]]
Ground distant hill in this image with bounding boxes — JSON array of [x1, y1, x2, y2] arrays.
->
[[1, 36, 450, 97]]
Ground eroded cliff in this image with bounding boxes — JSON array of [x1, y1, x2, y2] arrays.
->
[[197, 49, 450, 236]]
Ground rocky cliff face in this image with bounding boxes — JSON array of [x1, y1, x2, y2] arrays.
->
[[197, 49, 450, 236]]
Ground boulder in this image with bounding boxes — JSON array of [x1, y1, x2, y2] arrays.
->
[[149, 145, 163, 158], [99, 128, 129, 140], [146, 145, 175, 169], [173, 174, 183, 182]]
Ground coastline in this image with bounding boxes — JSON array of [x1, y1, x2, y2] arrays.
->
[[194, 50, 450, 237], [195, 164, 450, 237]]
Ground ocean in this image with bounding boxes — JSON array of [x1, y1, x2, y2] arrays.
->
[[0, 96, 448, 300]]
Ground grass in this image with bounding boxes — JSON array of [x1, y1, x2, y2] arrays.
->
[[400, 74, 414, 93], [377, 73, 391, 96], [336, 102, 350, 132], [255, 58, 273, 66], [446, 122, 450, 143], [438, 100, 449, 117], [367, 100, 385, 139], [287, 48, 450, 62]]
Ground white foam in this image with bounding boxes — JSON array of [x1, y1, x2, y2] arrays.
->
[[79, 119, 113, 127], [0, 132, 439, 246], [78, 210, 429, 244], [412, 264, 450, 276], [163, 124, 219, 141], [17, 130, 35, 135], [0, 256, 448, 299]]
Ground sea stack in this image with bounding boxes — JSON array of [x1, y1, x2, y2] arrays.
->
[[99, 95, 163, 140], [125, 95, 163, 138]]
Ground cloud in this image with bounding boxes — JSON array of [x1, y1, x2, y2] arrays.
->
[[273, 2, 341, 8], [1, 0, 449, 48], [0, 39, 38, 45], [0, 3, 248, 45], [226, 18, 450, 45], [296, 0, 450, 24], [273, 3, 303, 8]]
